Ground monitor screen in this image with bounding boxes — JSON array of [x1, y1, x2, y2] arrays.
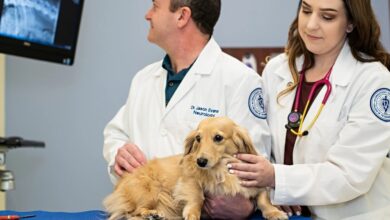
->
[[0, 0, 84, 65]]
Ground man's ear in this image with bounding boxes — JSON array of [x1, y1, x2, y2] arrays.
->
[[177, 6, 191, 28]]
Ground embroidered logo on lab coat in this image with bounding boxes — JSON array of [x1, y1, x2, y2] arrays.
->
[[248, 88, 267, 119], [370, 88, 390, 122]]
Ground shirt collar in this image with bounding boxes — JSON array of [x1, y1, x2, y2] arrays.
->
[[162, 54, 195, 77], [162, 55, 174, 73], [154, 37, 222, 77]]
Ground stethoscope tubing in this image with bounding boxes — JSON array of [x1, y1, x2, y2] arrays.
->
[[288, 66, 333, 136]]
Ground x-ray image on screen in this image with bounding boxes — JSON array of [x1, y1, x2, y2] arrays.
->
[[0, 0, 61, 45]]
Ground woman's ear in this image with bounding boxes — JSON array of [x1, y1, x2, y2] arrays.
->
[[232, 126, 258, 155], [184, 130, 197, 155], [346, 24, 354, 33]]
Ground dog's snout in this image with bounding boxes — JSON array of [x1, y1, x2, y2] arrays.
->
[[197, 158, 208, 168]]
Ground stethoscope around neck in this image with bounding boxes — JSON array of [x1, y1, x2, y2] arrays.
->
[[285, 66, 333, 136]]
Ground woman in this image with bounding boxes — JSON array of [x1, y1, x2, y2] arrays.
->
[[228, 0, 390, 219]]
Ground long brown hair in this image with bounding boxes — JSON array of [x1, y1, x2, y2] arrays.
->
[[280, 0, 390, 100]]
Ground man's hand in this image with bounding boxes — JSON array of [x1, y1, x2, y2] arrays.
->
[[114, 143, 147, 176], [203, 194, 254, 220]]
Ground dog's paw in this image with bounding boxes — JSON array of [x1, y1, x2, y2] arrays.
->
[[184, 214, 199, 220], [140, 209, 165, 220], [263, 209, 289, 220]]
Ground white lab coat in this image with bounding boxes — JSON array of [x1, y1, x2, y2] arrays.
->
[[262, 42, 390, 220], [103, 38, 271, 183]]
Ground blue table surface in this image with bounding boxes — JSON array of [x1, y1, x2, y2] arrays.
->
[[0, 210, 311, 219]]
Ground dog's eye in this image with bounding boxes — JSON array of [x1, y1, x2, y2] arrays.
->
[[195, 135, 201, 142], [213, 134, 223, 143]]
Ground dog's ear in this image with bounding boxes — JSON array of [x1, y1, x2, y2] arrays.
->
[[184, 130, 197, 155], [232, 126, 258, 155]]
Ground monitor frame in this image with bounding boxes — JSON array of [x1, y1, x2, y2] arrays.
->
[[0, 0, 84, 65]]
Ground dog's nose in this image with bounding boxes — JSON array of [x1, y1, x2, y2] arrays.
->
[[197, 158, 208, 168]]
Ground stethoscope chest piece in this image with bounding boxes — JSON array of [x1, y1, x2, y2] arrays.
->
[[287, 111, 301, 129]]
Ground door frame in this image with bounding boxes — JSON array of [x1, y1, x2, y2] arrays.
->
[[0, 54, 6, 209]]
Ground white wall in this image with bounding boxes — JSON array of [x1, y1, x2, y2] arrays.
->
[[4, 0, 389, 211], [372, 0, 390, 51]]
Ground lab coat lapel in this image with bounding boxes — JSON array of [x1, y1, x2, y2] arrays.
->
[[275, 86, 296, 163], [330, 41, 356, 88], [153, 66, 168, 112], [163, 38, 220, 117], [273, 62, 297, 162], [300, 41, 355, 135], [274, 54, 304, 108], [164, 70, 201, 114]]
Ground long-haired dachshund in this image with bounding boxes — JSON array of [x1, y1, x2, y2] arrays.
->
[[104, 117, 288, 220]]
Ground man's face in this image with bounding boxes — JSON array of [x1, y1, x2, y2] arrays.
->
[[145, 0, 178, 47]]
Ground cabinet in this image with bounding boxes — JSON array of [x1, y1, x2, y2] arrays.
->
[[222, 47, 284, 75]]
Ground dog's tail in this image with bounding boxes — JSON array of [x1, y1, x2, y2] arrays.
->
[[103, 191, 135, 220]]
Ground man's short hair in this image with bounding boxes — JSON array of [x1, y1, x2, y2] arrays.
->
[[170, 0, 221, 36]]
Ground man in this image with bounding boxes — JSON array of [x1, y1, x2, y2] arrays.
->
[[103, 0, 270, 218]]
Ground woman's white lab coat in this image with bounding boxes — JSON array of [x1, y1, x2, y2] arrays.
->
[[103, 38, 270, 183], [263, 42, 390, 220]]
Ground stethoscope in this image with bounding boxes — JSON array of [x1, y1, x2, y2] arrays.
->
[[285, 66, 333, 136]]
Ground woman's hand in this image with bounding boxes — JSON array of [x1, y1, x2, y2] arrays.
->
[[277, 205, 302, 217], [227, 154, 275, 188]]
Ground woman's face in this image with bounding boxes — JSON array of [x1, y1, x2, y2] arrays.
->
[[298, 0, 352, 58]]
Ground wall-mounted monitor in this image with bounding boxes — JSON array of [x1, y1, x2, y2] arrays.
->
[[0, 0, 84, 65]]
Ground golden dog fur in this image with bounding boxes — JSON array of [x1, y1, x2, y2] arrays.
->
[[104, 117, 288, 220]]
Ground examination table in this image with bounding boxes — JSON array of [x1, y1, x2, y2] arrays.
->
[[0, 210, 311, 219]]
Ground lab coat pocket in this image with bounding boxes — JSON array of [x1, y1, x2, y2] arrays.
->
[[298, 119, 345, 163]]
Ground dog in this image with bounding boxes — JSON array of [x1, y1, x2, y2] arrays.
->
[[103, 117, 288, 220]]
